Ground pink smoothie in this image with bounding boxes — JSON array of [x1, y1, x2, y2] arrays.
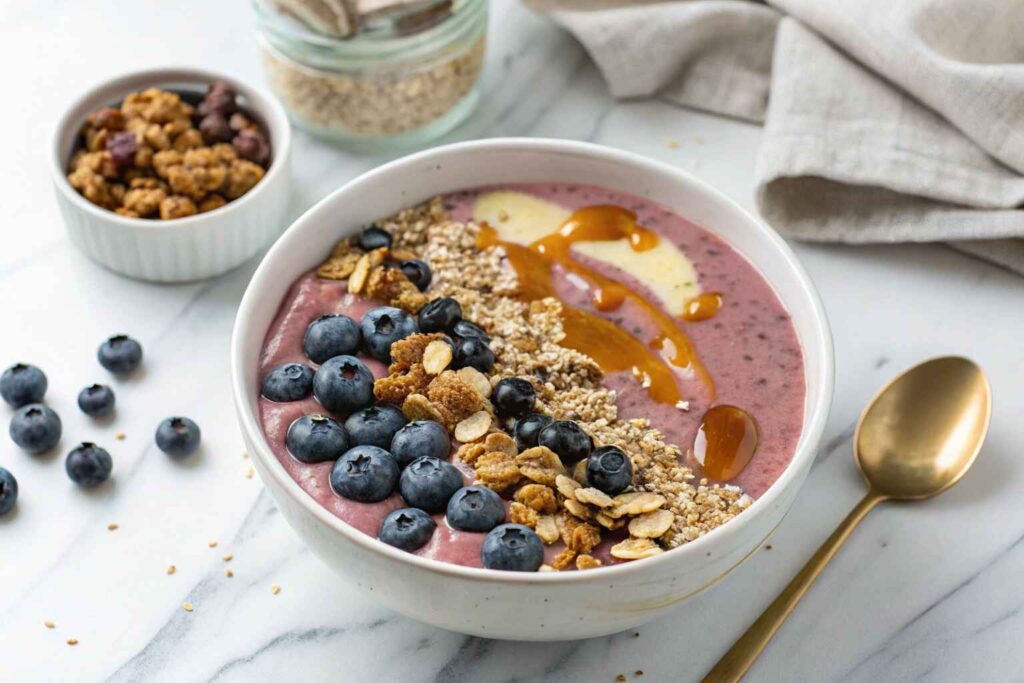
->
[[258, 184, 805, 570]]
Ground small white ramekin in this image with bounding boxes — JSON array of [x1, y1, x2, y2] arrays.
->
[[51, 67, 292, 283], [231, 139, 834, 640]]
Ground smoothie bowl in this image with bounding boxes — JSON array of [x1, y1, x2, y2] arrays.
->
[[231, 139, 833, 640]]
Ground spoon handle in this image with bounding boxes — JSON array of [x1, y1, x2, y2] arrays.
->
[[702, 490, 887, 683]]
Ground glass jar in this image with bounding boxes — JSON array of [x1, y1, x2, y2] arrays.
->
[[254, 0, 487, 150]]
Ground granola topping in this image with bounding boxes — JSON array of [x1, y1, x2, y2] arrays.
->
[[67, 83, 271, 220]]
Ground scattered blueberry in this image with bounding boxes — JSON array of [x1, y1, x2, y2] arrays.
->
[[538, 420, 592, 465], [452, 338, 494, 374], [586, 445, 634, 495], [261, 362, 315, 402], [286, 414, 349, 463], [399, 456, 463, 513], [345, 404, 407, 449], [0, 467, 17, 516], [450, 319, 489, 342], [356, 225, 392, 252], [482, 524, 544, 572], [399, 259, 432, 291], [9, 404, 61, 454], [390, 420, 451, 467], [493, 377, 536, 419], [330, 445, 399, 502], [513, 413, 553, 450], [446, 485, 505, 532], [155, 417, 201, 459], [418, 297, 462, 333], [65, 443, 113, 487], [313, 355, 374, 413], [359, 307, 418, 363], [303, 314, 360, 364], [0, 364, 47, 407], [77, 384, 115, 417], [379, 507, 437, 552], [97, 335, 143, 374]]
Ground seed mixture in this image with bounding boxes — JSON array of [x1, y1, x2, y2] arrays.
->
[[261, 37, 484, 138], [67, 83, 271, 220], [313, 197, 752, 569]]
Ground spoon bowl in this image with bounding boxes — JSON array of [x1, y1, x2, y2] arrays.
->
[[855, 356, 991, 500]]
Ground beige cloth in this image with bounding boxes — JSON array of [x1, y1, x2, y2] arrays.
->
[[528, 0, 1024, 273]]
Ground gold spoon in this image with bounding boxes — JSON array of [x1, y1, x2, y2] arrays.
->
[[703, 356, 991, 682]]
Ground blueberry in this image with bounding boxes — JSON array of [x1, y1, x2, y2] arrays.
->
[[493, 377, 536, 419], [9, 404, 61, 454], [452, 338, 494, 373], [513, 413, 553, 450], [482, 524, 544, 572], [313, 355, 374, 413], [345, 404, 407, 449], [0, 467, 17, 516], [586, 445, 634, 495], [538, 420, 592, 465], [261, 362, 315, 402], [390, 420, 451, 467], [303, 315, 360, 364], [330, 445, 399, 502], [356, 225, 392, 252], [286, 414, 349, 463], [97, 335, 143, 374], [359, 307, 418, 363], [450, 319, 490, 342], [65, 443, 113, 487], [418, 297, 462, 333], [76, 384, 115, 417], [379, 507, 436, 552], [446, 485, 505, 532], [399, 259, 432, 291], [399, 456, 463, 513], [155, 417, 201, 459], [0, 364, 47, 407]]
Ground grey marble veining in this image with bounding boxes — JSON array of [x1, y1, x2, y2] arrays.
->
[[1, 1, 1023, 681]]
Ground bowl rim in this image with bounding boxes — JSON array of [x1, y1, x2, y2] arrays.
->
[[49, 65, 292, 231], [231, 137, 835, 585]]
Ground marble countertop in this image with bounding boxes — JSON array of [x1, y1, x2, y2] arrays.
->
[[2, 1, 1023, 681]]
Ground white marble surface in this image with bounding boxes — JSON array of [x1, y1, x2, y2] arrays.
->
[[2, 2, 1023, 681]]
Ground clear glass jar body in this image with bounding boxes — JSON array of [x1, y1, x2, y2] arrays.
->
[[254, 0, 487, 150]]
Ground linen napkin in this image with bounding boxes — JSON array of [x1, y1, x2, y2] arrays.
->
[[527, 0, 1024, 274]]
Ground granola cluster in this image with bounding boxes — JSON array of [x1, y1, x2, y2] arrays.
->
[[67, 83, 271, 220], [317, 199, 753, 570]]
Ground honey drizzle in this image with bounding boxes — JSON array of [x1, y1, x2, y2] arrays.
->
[[693, 405, 759, 481], [682, 292, 723, 322], [477, 205, 715, 402]]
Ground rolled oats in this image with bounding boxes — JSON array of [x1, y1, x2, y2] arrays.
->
[[575, 554, 603, 570], [606, 492, 667, 518], [555, 474, 581, 499], [535, 514, 560, 544], [454, 410, 491, 443], [562, 498, 593, 521], [509, 501, 539, 528], [456, 366, 491, 398], [422, 340, 452, 375], [574, 487, 615, 508], [628, 509, 675, 539], [610, 538, 665, 561]]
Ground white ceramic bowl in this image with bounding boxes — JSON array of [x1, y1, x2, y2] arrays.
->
[[51, 67, 292, 283], [231, 139, 834, 640]]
